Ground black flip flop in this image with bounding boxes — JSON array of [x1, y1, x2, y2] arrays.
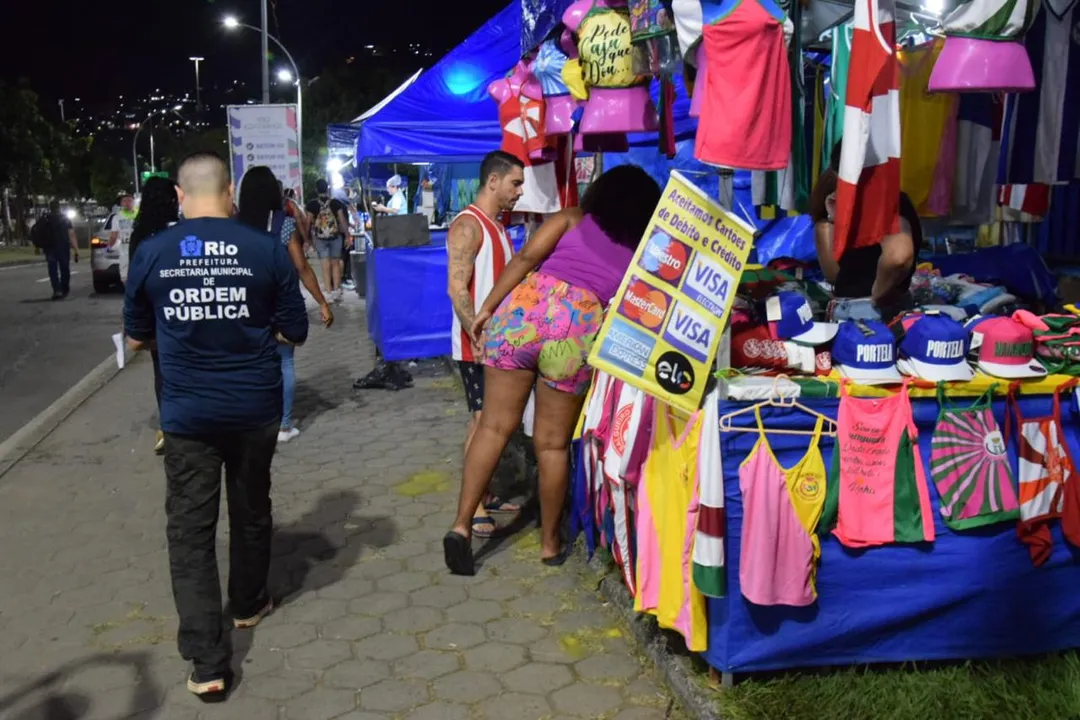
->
[[541, 546, 572, 567], [443, 531, 476, 576]]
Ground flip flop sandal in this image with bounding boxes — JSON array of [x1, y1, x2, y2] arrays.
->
[[472, 516, 497, 539], [541, 546, 572, 567], [483, 496, 521, 515], [442, 531, 476, 576]]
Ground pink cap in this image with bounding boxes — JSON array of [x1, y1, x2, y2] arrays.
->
[[976, 317, 1047, 379]]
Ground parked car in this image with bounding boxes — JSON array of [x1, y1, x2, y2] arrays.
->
[[90, 216, 122, 294]]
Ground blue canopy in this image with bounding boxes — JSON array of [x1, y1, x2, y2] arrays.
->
[[358, 2, 522, 162]]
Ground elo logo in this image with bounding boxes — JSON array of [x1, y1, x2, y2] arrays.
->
[[639, 230, 690, 285], [655, 351, 695, 395], [662, 300, 714, 362], [618, 277, 670, 331]]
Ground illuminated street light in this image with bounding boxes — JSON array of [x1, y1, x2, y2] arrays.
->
[[277, 68, 294, 83], [222, 15, 304, 194]]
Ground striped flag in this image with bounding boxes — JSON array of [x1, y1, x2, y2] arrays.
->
[[832, 0, 901, 261]]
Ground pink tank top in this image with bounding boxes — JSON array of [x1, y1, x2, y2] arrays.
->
[[694, 0, 792, 170], [739, 409, 826, 607], [539, 214, 634, 304]]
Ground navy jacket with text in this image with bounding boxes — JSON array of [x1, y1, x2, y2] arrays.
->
[[124, 217, 309, 434]]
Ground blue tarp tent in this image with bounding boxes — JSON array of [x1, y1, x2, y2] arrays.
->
[[357, 2, 522, 162]]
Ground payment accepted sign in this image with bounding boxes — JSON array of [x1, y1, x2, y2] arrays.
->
[[588, 171, 755, 413]]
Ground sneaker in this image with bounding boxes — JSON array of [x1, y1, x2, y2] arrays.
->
[[342, 279, 356, 291], [51, 292, 63, 301], [233, 597, 274, 629], [154, 431, 165, 455], [187, 670, 230, 703], [277, 427, 300, 443]]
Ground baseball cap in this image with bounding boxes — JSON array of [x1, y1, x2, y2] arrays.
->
[[897, 314, 975, 382], [832, 320, 903, 384], [767, 291, 838, 346], [975, 317, 1047, 379]]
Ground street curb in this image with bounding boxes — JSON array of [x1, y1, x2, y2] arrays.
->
[[0, 348, 134, 480], [589, 555, 723, 720], [0, 260, 45, 270]]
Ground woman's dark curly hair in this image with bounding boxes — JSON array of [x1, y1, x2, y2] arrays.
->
[[581, 164, 662, 249], [237, 166, 283, 232], [129, 177, 178, 261]]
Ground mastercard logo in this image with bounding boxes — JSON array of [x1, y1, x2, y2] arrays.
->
[[620, 278, 669, 330]]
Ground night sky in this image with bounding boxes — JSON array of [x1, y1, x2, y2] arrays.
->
[[0, 0, 510, 111]]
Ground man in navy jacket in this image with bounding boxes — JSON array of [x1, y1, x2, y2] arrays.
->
[[124, 152, 308, 701]]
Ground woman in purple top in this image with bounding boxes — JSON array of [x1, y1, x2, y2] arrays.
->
[[443, 165, 661, 575]]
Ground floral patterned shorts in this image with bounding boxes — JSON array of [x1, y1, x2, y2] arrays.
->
[[483, 272, 604, 395]]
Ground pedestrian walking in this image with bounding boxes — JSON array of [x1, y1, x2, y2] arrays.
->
[[305, 178, 350, 303], [32, 200, 79, 300], [123, 152, 309, 701], [238, 166, 333, 444], [128, 177, 179, 454]]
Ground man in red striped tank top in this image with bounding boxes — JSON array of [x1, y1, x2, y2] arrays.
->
[[446, 151, 526, 539]]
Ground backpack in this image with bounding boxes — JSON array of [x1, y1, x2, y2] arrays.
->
[[313, 200, 339, 240], [30, 214, 50, 249]]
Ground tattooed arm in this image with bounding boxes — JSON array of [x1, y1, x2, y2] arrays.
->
[[447, 215, 482, 332]]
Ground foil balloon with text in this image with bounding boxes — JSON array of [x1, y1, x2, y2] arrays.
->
[[561, 0, 659, 137]]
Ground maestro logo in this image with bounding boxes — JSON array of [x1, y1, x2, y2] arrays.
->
[[639, 230, 690, 284], [655, 351, 695, 395], [618, 277, 670, 331]]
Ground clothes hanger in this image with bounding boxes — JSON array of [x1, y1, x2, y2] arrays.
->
[[718, 375, 839, 436]]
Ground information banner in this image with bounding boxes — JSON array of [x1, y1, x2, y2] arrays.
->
[[587, 171, 755, 413], [227, 104, 303, 204]]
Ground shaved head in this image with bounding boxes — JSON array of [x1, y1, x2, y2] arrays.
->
[[176, 152, 233, 218], [178, 152, 230, 197]]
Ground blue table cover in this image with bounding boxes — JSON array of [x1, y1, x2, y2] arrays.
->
[[365, 226, 526, 361], [706, 394, 1080, 673]]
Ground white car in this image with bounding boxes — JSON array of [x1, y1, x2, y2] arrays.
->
[[90, 216, 123, 293]]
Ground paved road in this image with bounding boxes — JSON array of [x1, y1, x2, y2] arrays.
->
[[0, 301, 680, 720], [0, 262, 124, 444]]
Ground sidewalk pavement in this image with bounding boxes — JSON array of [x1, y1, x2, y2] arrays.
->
[[0, 295, 681, 720]]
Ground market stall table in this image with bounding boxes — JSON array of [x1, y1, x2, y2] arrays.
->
[[705, 377, 1080, 678]]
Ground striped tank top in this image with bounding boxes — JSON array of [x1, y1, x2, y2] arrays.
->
[[449, 205, 513, 363]]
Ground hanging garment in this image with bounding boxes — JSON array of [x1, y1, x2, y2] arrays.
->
[[496, 87, 563, 215], [597, 381, 647, 593], [821, 379, 936, 547], [833, 0, 901, 261], [634, 403, 708, 652], [694, 0, 792, 170], [822, 22, 853, 171], [898, 41, 957, 217], [693, 388, 727, 598], [999, 0, 1080, 186], [739, 410, 827, 607], [929, 385, 1020, 531], [751, 0, 809, 214], [1008, 381, 1080, 566], [953, 94, 1003, 225]]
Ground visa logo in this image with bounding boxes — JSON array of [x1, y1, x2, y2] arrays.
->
[[684, 254, 733, 308], [665, 301, 713, 361]]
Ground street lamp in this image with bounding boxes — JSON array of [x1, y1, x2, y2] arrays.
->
[[189, 57, 205, 113], [132, 105, 186, 192], [277, 68, 294, 83], [222, 16, 303, 174]]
